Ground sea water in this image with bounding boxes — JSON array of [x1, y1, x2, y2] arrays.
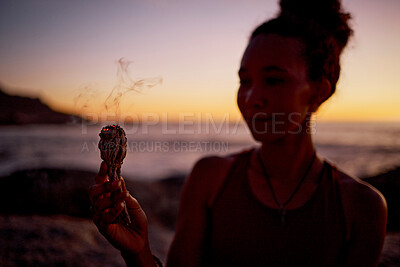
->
[[0, 121, 399, 180]]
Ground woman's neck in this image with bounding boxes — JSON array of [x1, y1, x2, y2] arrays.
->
[[258, 131, 316, 183]]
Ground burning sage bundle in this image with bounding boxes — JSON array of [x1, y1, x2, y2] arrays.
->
[[98, 125, 131, 225]]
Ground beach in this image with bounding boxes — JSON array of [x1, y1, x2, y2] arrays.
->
[[1, 122, 400, 266], [0, 167, 399, 266], [0, 168, 180, 266]]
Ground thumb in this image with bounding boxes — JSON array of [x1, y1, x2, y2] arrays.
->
[[125, 195, 148, 233], [121, 178, 148, 231], [122, 177, 142, 212], [95, 161, 108, 184]]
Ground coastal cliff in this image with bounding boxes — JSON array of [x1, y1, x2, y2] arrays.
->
[[0, 89, 83, 125]]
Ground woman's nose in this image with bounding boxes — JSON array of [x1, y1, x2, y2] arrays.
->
[[245, 85, 266, 109]]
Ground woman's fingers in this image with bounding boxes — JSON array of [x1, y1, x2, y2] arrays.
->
[[89, 180, 122, 204], [95, 202, 125, 232], [102, 202, 125, 225], [90, 171, 148, 234], [90, 177, 130, 223], [94, 190, 129, 213]]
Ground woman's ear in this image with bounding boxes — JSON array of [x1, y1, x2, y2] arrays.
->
[[309, 78, 332, 112]]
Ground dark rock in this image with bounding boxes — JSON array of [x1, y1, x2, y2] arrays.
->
[[0, 168, 184, 231], [0, 168, 94, 218], [160, 174, 186, 187], [0, 215, 125, 267]]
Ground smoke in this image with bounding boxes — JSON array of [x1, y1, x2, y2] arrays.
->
[[104, 58, 163, 116], [73, 58, 162, 122], [73, 83, 97, 112]]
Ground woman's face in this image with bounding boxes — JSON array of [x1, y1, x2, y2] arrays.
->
[[237, 34, 316, 142]]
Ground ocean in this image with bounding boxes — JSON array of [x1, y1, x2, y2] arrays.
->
[[0, 121, 399, 180]]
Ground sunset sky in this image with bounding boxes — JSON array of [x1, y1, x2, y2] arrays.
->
[[0, 0, 399, 122]]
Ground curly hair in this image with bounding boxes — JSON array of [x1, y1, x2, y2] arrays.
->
[[251, 0, 353, 97]]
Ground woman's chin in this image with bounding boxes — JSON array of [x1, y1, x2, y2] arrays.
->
[[249, 131, 287, 143], [246, 124, 306, 143]]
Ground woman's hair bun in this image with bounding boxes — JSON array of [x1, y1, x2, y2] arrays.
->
[[279, 0, 352, 50], [250, 0, 353, 95]]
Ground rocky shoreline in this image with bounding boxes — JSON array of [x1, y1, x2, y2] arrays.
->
[[0, 168, 182, 265], [0, 167, 399, 266]]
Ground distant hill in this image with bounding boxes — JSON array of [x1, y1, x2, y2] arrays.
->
[[0, 89, 83, 125]]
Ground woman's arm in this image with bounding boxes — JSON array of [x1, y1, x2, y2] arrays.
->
[[340, 173, 388, 266], [166, 156, 234, 267]]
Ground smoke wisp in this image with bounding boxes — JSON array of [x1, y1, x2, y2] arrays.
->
[[104, 58, 163, 116]]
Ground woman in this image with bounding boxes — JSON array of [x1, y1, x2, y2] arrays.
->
[[89, 0, 387, 266]]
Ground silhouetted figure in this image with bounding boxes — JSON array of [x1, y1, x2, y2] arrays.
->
[[89, 0, 387, 266]]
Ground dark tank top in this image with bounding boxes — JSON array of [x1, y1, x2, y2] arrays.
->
[[207, 149, 348, 266]]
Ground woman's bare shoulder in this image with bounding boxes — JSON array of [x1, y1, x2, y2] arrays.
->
[[336, 169, 387, 219], [191, 154, 236, 177], [187, 153, 237, 189], [334, 168, 387, 263], [183, 150, 249, 206]]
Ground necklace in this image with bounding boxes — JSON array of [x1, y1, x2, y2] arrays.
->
[[257, 151, 316, 225]]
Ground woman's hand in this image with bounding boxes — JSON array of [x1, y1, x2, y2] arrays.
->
[[89, 162, 155, 266]]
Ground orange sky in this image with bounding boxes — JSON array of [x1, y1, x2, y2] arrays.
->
[[0, 0, 399, 122]]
